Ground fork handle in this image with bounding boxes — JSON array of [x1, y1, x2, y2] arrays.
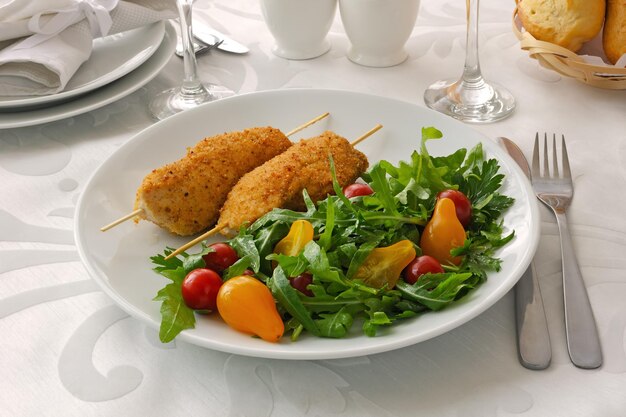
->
[[555, 211, 603, 369]]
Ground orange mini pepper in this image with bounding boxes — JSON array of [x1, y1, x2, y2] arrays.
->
[[217, 275, 284, 343], [353, 240, 416, 289], [420, 197, 466, 265], [273, 219, 314, 257]]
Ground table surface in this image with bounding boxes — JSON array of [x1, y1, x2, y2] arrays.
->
[[2, 1, 626, 416]]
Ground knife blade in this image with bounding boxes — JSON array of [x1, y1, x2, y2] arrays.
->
[[499, 136, 552, 370]]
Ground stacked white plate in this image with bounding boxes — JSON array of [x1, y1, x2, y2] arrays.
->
[[0, 21, 176, 129]]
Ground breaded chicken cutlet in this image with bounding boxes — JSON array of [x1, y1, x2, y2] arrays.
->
[[217, 131, 369, 236], [134, 127, 292, 236]]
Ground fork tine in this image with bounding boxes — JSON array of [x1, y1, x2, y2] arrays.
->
[[543, 133, 549, 177], [552, 134, 559, 177], [531, 132, 541, 178], [561, 134, 571, 179]]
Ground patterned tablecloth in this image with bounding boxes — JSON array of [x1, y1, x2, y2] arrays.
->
[[2, 0, 625, 416]]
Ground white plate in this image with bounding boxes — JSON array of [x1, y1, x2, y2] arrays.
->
[[0, 22, 175, 129], [75, 89, 540, 360], [0, 22, 165, 111]]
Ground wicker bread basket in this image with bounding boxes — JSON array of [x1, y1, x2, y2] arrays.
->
[[512, 4, 626, 90]]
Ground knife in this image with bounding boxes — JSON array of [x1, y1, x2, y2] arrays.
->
[[499, 136, 552, 370]]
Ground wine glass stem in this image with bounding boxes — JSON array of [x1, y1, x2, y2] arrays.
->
[[177, 0, 207, 97], [461, 0, 484, 87], [422, 0, 515, 122]]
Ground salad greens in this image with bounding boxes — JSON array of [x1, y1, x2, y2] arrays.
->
[[151, 127, 514, 343]]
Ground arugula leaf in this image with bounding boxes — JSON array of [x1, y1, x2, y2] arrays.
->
[[396, 273, 475, 310], [153, 280, 195, 343], [266, 252, 308, 277], [223, 257, 252, 280], [367, 163, 400, 217], [318, 189, 335, 251], [303, 241, 347, 286], [154, 284, 195, 343], [361, 295, 398, 336], [461, 143, 484, 173], [316, 308, 354, 338], [226, 233, 261, 279], [182, 247, 209, 271], [345, 240, 379, 280], [252, 222, 290, 275], [422, 126, 444, 141], [154, 266, 187, 283], [269, 266, 320, 336], [329, 155, 357, 214], [151, 250, 206, 342]]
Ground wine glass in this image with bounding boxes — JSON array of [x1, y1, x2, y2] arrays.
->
[[423, 0, 515, 123], [150, 0, 234, 121]]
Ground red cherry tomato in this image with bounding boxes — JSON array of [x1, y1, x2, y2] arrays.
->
[[202, 242, 239, 272], [403, 255, 444, 284], [343, 183, 374, 199], [436, 189, 472, 227], [290, 273, 314, 297], [181, 268, 223, 311]]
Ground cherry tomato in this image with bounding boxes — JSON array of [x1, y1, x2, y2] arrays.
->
[[290, 273, 314, 296], [343, 183, 374, 199], [403, 255, 444, 284], [181, 268, 223, 311], [436, 189, 472, 227], [202, 242, 239, 273], [242, 269, 255, 276]]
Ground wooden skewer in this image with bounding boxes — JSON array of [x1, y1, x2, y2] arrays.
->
[[351, 124, 382, 147], [165, 124, 384, 260], [100, 209, 143, 232], [286, 112, 330, 136], [165, 225, 226, 260], [99, 113, 331, 232]]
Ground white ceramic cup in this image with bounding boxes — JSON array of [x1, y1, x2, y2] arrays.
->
[[261, 0, 338, 60], [339, 0, 420, 67]]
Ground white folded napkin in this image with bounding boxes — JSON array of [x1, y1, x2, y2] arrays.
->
[[0, 0, 177, 97]]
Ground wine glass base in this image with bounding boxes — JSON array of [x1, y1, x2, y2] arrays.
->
[[149, 84, 235, 121], [423, 78, 515, 123]]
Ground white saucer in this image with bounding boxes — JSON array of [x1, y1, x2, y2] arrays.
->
[[0, 22, 176, 130], [0, 22, 165, 111]]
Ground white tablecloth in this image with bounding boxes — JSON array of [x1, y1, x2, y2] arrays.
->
[[2, 0, 625, 416]]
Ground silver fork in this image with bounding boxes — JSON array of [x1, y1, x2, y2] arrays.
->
[[175, 35, 223, 57], [531, 133, 602, 369]]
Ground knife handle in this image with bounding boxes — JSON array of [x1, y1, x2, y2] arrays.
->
[[515, 261, 552, 370]]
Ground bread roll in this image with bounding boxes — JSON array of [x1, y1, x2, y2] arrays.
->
[[603, 0, 626, 64], [518, 0, 606, 52]]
